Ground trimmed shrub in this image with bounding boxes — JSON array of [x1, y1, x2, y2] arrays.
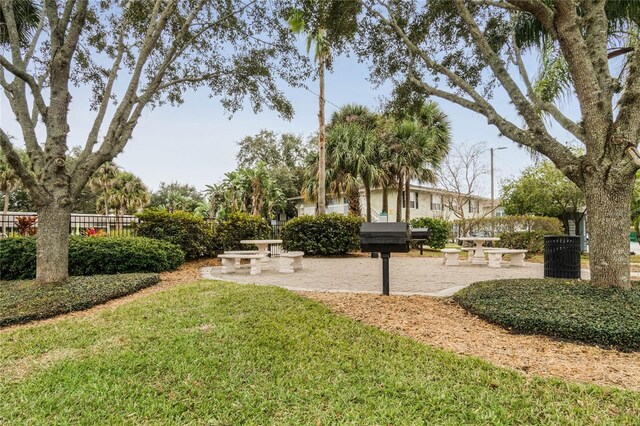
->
[[0, 273, 160, 327], [409, 217, 451, 250], [455, 215, 563, 236], [215, 212, 272, 251], [496, 231, 549, 253], [282, 214, 362, 255], [134, 209, 216, 259], [454, 279, 640, 351], [0, 236, 184, 280]]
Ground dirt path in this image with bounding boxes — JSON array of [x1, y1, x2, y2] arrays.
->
[[301, 291, 640, 392]]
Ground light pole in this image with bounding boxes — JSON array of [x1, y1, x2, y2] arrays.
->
[[490, 147, 507, 217]]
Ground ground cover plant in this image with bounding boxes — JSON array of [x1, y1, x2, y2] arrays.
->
[[454, 279, 640, 351], [0, 281, 639, 424], [0, 237, 184, 280], [0, 273, 159, 327]]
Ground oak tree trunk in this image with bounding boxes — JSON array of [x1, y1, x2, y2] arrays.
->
[[36, 203, 72, 284], [396, 174, 403, 222], [583, 174, 634, 289], [316, 56, 327, 215], [365, 184, 372, 222]]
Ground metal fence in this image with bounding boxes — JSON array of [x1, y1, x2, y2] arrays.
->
[[1, 212, 137, 237], [1, 212, 288, 240]]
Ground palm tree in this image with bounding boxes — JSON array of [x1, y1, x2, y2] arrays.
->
[[390, 102, 451, 222], [327, 123, 384, 221], [0, 0, 41, 46], [0, 155, 20, 235], [89, 162, 119, 215], [289, 10, 330, 215], [514, 2, 639, 104]]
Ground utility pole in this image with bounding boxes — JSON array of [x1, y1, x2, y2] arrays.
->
[[490, 147, 507, 217]]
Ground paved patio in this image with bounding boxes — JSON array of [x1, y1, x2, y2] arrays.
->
[[200, 256, 592, 297]]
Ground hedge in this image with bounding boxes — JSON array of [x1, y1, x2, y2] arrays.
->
[[455, 215, 563, 236], [0, 236, 184, 280], [496, 231, 550, 253], [134, 209, 216, 260], [409, 217, 451, 250], [0, 273, 160, 327], [454, 279, 640, 351], [282, 214, 362, 255], [215, 212, 272, 251]]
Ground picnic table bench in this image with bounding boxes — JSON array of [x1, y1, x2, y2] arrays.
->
[[218, 253, 266, 275], [278, 251, 305, 273], [485, 248, 528, 268]]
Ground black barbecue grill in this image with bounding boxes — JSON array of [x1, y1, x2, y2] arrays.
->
[[410, 227, 431, 255], [360, 223, 410, 295]]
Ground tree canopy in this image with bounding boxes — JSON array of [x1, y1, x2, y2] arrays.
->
[[360, 0, 640, 288]]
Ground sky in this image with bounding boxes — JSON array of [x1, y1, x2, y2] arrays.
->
[[0, 41, 580, 199]]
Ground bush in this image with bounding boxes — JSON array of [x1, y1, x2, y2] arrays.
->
[[496, 231, 550, 253], [282, 214, 362, 255], [455, 215, 563, 236], [134, 209, 216, 259], [454, 279, 640, 351], [409, 217, 451, 250], [215, 212, 272, 251], [0, 236, 184, 280], [0, 273, 160, 327]]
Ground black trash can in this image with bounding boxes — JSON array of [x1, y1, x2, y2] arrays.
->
[[544, 235, 581, 279]]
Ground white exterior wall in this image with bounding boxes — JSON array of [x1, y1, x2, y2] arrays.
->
[[295, 186, 491, 222]]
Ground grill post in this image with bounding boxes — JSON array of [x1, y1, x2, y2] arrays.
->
[[381, 252, 390, 295]]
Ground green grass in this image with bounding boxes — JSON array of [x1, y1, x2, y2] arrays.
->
[[0, 274, 159, 327], [0, 281, 638, 424], [454, 279, 640, 351]]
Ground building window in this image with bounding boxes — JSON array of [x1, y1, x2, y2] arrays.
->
[[402, 191, 419, 209], [430, 194, 442, 211], [468, 200, 479, 213]]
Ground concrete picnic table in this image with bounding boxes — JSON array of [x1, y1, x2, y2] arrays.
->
[[458, 236, 500, 264], [240, 239, 283, 269]]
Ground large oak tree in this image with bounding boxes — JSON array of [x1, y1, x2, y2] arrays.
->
[[0, 0, 307, 283], [362, 0, 640, 288]]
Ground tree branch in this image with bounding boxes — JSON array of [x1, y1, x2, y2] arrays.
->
[[0, 129, 47, 202], [511, 32, 584, 140], [0, 55, 49, 120]]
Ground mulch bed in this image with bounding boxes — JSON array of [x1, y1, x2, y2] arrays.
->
[[301, 291, 640, 392]]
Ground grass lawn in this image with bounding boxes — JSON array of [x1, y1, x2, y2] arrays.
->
[[1, 281, 639, 424]]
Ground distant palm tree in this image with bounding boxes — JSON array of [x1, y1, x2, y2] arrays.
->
[[289, 9, 330, 215], [390, 102, 451, 222], [327, 123, 384, 221], [89, 162, 119, 215]]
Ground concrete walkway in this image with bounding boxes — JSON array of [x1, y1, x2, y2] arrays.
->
[[200, 256, 592, 297]]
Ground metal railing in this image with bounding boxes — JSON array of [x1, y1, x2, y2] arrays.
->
[[1, 212, 137, 237], [1, 212, 289, 246]]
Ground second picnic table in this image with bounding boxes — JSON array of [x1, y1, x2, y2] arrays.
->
[[458, 236, 500, 264]]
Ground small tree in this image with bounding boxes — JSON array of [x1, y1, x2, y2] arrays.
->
[[501, 161, 585, 234], [438, 142, 490, 235]]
